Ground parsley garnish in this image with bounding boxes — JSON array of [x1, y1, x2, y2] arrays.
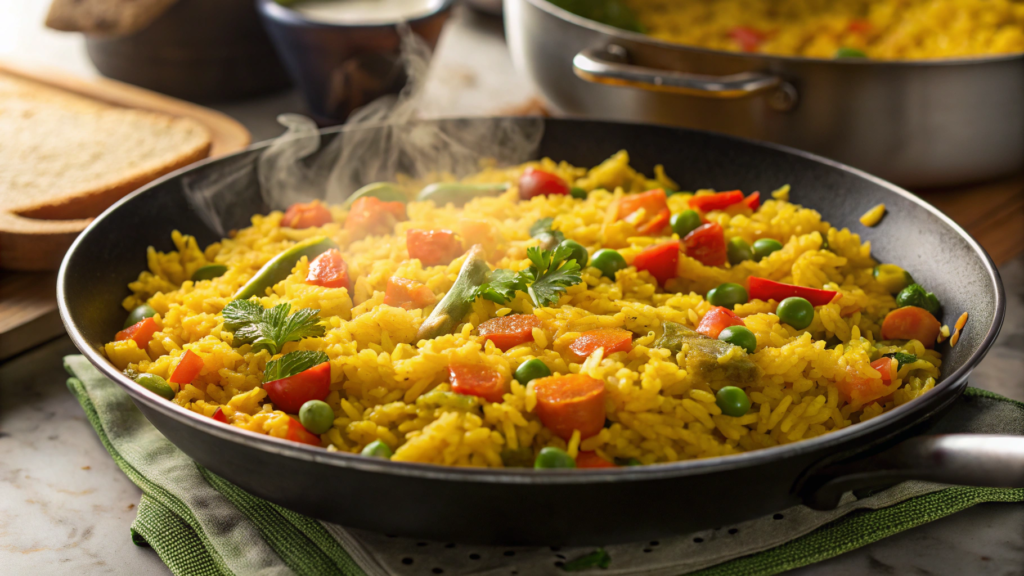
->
[[529, 217, 565, 244], [470, 245, 582, 308], [222, 300, 325, 355], [883, 352, 918, 369], [263, 350, 329, 382], [562, 548, 611, 571]]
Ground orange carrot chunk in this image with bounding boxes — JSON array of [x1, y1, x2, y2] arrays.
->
[[383, 277, 436, 309], [696, 306, 745, 339], [282, 200, 333, 229], [306, 248, 350, 289], [533, 374, 607, 440], [881, 306, 941, 348], [839, 367, 892, 405], [169, 349, 204, 384], [569, 328, 633, 360], [285, 418, 322, 446], [345, 196, 407, 240], [478, 315, 541, 351], [871, 357, 896, 383], [617, 189, 670, 235], [407, 229, 464, 266], [448, 363, 507, 403], [116, 317, 160, 350], [576, 451, 616, 469]]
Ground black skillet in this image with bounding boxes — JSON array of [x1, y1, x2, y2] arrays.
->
[[58, 118, 1023, 545]]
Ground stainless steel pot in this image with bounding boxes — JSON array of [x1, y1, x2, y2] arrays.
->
[[504, 0, 1024, 188]]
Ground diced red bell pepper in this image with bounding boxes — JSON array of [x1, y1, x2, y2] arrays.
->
[[576, 451, 616, 469], [637, 208, 671, 235], [407, 229, 464, 267], [848, 19, 873, 34], [264, 361, 332, 414], [881, 306, 941, 349], [282, 201, 333, 229], [212, 407, 228, 424], [697, 306, 746, 339], [633, 240, 680, 286], [169, 349, 204, 385], [747, 277, 840, 307], [478, 315, 542, 351], [448, 363, 507, 403], [383, 277, 436, 309], [729, 26, 767, 52], [871, 357, 896, 383], [683, 222, 727, 266], [533, 374, 607, 440], [617, 189, 670, 235], [285, 418, 322, 446], [116, 317, 160, 350], [689, 190, 745, 212], [518, 168, 570, 200], [569, 328, 633, 360], [743, 191, 761, 211], [345, 196, 407, 240], [306, 248, 350, 290]]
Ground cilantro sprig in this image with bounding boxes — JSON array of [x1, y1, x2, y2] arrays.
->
[[263, 350, 329, 382], [470, 245, 583, 308], [529, 217, 565, 245], [222, 300, 325, 355]]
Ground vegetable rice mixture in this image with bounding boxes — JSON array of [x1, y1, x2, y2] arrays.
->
[[106, 152, 949, 469]]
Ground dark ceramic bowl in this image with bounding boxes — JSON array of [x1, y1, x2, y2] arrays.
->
[[256, 0, 455, 124]]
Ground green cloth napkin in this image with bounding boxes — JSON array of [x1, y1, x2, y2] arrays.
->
[[64, 354, 1024, 576]]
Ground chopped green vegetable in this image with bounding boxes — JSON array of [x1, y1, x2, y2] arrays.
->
[[416, 182, 509, 206], [896, 283, 940, 316], [299, 400, 335, 434], [500, 447, 536, 468], [417, 389, 481, 411], [470, 245, 583, 308], [835, 47, 868, 59], [124, 304, 157, 328], [343, 182, 407, 208], [558, 239, 589, 269], [874, 264, 915, 294], [514, 358, 551, 384], [530, 217, 566, 246], [883, 352, 918, 369], [562, 548, 612, 571], [417, 246, 490, 341], [534, 447, 576, 469], [263, 350, 329, 382], [727, 237, 753, 265], [361, 440, 393, 459], [223, 300, 325, 355], [191, 264, 228, 282], [570, 186, 588, 199], [655, 322, 760, 383], [135, 373, 175, 400], [752, 238, 784, 261], [232, 236, 338, 301]]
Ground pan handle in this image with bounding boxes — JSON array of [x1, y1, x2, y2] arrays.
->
[[572, 44, 796, 107], [800, 434, 1024, 510]]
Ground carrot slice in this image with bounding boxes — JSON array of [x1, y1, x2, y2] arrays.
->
[[169, 349, 204, 384], [839, 367, 892, 405], [689, 190, 744, 212], [696, 306, 745, 339], [633, 240, 679, 286], [306, 249, 350, 289], [533, 374, 606, 440], [881, 306, 941, 348], [682, 222, 727, 266], [345, 196, 407, 240], [282, 200, 333, 229], [407, 229, 464, 266], [383, 277, 436, 309], [576, 451, 616, 469], [285, 418, 321, 446], [449, 363, 507, 403], [569, 329, 633, 360], [116, 317, 160, 350], [478, 315, 541, 351]]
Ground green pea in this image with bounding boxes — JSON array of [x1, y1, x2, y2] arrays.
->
[[361, 440, 393, 459], [135, 373, 175, 400], [534, 447, 576, 469], [707, 282, 748, 309], [298, 400, 335, 435], [895, 284, 940, 316], [777, 296, 815, 330], [570, 186, 588, 199], [515, 358, 551, 385], [590, 249, 627, 279], [726, 237, 753, 265], [718, 325, 757, 354], [752, 239, 784, 261], [835, 47, 868, 59], [124, 304, 157, 328], [558, 239, 589, 268], [670, 210, 702, 238], [716, 386, 751, 417], [191, 264, 228, 282]]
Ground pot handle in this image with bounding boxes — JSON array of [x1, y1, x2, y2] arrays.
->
[[800, 434, 1024, 510], [572, 44, 793, 104]]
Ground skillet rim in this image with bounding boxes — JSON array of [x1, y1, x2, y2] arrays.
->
[[57, 116, 1006, 484]]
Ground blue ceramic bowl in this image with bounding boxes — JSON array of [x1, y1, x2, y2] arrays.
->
[[256, 0, 454, 123]]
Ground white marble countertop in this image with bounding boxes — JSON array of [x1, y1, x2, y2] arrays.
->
[[2, 2, 1024, 574]]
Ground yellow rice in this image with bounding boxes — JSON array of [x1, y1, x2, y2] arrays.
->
[[104, 151, 942, 467]]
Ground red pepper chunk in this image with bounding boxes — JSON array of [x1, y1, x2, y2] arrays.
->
[[264, 361, 331, 414], [848, 19, 873, 34], [576, 451, 616, 468], [729, 26, 767, 52], [345, 196, 407, 240], [116, 317, 160, 350], [617, 189, 670, 235], [478, 315, 542, 351], [407, 229, 463, 267], [697, 306, 746, 339], [518, 167, 570, 200], [881, 306, 941, 349], [689, 190, 745, 212], [448, 363, 507, 403], [743, 191, 761, 211], [569, 328, 633, 360], [534, 374, 606, 440], [212, 407, 229, 424], [383, 277, 435, 309], [747, 277, 839, 307], [306, 249, 350, 289], [633, 240, 680, 286], [169, 349, 204, 384], [285, 418, 322, 446], [282, 200, 333, 229], [683, 222, 727, 266]]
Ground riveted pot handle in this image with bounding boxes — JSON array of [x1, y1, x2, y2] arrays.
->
[[572, 44, 792, 102], [800, 434, 1024, 510]]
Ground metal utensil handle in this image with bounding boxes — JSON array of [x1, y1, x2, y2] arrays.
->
[[572, 45, 782, 98], [802, 434, 1024, 510]]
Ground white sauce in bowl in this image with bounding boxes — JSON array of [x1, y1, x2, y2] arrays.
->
[[292, 0, 445, 24]]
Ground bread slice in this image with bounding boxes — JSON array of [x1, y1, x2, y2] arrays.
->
[[0, 71, 211, 270]]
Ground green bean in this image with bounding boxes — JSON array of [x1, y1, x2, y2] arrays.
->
[[342, 182, 407, 208], [124, 304, 157, 328], [135, 373, 175, 400], [416, 245, 490, 341], [232, 236, 339, 301], [415, 182, 510, 206]]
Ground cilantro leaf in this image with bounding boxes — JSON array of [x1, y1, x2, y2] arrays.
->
[[471, 268, 528, 304], [527, 245, 582, 307], [264, 350, 329, 382], [529, 217, 565, 244], [223, 300, 265, 332], [221, 300, 325, 355], [883, 352, 918, 369]]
